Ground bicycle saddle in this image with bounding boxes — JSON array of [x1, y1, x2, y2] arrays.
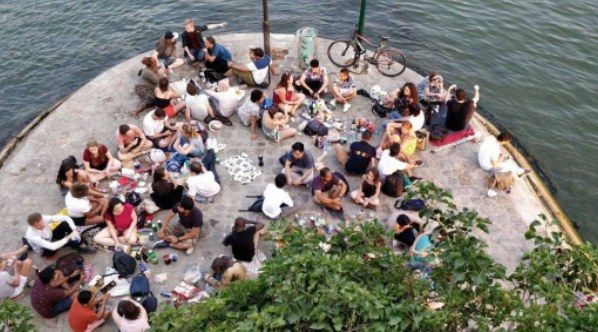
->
[[379, 35, 390, 41]]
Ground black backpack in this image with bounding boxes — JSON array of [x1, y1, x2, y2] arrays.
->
[[382, 172, 405, 197], [113, 251, 137, 278], [303, 119, 329, 137], [129, 273, 158, 313], [125, 191, 143, 207], [372, 102, 393, 118], [204, 69, 227, 83]]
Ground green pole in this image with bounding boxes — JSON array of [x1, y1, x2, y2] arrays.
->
[[357, 0, 367, 34]]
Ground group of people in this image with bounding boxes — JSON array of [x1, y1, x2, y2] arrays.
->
[[0, 18, 531, 332]]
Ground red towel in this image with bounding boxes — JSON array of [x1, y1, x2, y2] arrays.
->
[[430, 126, 475, 147]]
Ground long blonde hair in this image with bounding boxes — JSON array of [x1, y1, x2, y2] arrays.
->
[[182, 124, 199, 138]]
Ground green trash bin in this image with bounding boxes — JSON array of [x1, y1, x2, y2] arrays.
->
[[297, 27, 318, 69]]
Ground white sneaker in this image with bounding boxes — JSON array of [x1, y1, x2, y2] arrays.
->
[[206, 138, 216, 151], [342, 103, 351, 113], [186, 246, 194, 255], [329, 99, 336, 107], [487, 189, 498, 198]]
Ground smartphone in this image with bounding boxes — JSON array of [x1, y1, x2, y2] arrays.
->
[[100, 281, 117, 294]]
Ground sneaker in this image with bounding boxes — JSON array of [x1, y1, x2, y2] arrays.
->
[[329, 99, 336, 108], [185, 246, 194, 255], [78, 245, 98, 254], [206, 138, 216, 151], [218, 116, 233, 126], [152, 240, 170, 249], [342, 103, 351, 113], [487, 189, 498, 198]]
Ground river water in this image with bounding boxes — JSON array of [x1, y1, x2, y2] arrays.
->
[[0, 1, 596, 242]]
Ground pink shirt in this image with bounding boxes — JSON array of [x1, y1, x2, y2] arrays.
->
[[115, 125, 144, 147], [103, 204, 135, 234]]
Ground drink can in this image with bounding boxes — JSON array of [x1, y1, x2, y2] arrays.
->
[[151, 223, 158, 232], [149, 232, 155, 241], [163, 254, 172, 265], [157, 220, 163, 229], [170, 253, 178, 263]]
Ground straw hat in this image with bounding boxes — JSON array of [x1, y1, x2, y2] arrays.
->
[[209, 120, 223, 132]]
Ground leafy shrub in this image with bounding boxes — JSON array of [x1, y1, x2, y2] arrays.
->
[[0, 300, 35, 332]]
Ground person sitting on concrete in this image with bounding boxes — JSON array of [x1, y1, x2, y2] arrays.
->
[[24, 212, 95, 257], [393, 214, 418, 248], [229, 47, 276, 87], [204, 36, 232, 75], [332, 130, 376, 175], [445, 86, 479, 132], [350, 168, 382, 208], [223, 218, 267, 275], [82, 140, 122, 183], [173, 124, 205, 158], [0, 253, 32, 299], [30, 266, 83, 319], [238, 90, 266, 140], [65, 183, 108, 226], [139, 57, 167, 85], [381, 122, 418, 163], [152, 31, 184, 70], [143, 108, 178, 149], [273, 73, 305, 117], [185, 82, 218, 123], [417, 72, 456, 126], [262, 174, 295, 219], [56, 161, 108, 199], [150, 167, 184, 210], [116, 124, 153, 161], [378, 143, 417, 179], [385, 82, 419, 112], [330, 68, 356, 112], [154, 77, 191, 121], [205, 255, 247, 290], [204, 78, 244, 126], [312, 167, 349, 213], [262, 105, 297, 142], [281, 142, 314, 186], [181, 19, 227, 64], [153, 197, 202, 255], [297, 59, 329, 99], [67, 290, 110, 332], [93, 198, 140, 251], [186, 161, 220, 200], [112, 298, 150, 332], [478, 131, 529, 177]]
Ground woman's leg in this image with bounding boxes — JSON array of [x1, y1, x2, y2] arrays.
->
[[281, 128, 297, 141], [171, 102, 187, 117], [1, 245, 29, 261], [109, 159, 122, 172], [350, 190, 365, 205], [122, 226, 138, 245], [93, 228, 117, 247]]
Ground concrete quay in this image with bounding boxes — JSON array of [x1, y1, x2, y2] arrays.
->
[[0, 33, 562, 330]]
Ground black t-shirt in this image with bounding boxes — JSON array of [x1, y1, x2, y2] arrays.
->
[[394, 226, 416, 247], [345, 141, 376, 175], [223, 226, 257, 262], [445, 98, 475, 132], [172, 204, 203, 229], [182, 25, 208, 50]]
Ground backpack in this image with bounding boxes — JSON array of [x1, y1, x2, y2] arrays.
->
[[55, 252, 84, 284], [113, 251, 137, 278], [238, 195, 265, 213], [130, 273, 150, 298], [372, 102, 392, 118], [303, 119, 329, 137], [203, 69, 226, 83], [429, 125, 448, 143], [396, 198, 426, 211], [206, 94, 222, 116], [166, 152, 188, 173], [382, 172, 404, 197], [125, 191, 143, 207]]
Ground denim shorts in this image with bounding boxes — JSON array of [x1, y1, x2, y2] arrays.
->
[[51, 297, 73, 317], [158, 56, 177, 67]]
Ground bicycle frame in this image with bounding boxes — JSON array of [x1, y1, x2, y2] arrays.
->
[[352, 29, 387, 57]]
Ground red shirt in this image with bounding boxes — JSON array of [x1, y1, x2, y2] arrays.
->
[[103, 203, 135, 234], [68, 299, 97, 332], [82, 145, 109, 169]]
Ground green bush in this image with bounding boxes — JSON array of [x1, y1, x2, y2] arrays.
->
[[0, 300, 35, 332], [151, 182, 597, 331]]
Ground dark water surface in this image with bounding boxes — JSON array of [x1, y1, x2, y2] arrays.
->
[[0, 1, 596, 241]]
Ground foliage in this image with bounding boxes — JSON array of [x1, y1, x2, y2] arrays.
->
[[0, 299, 36, 332], [151, 181, 597, 331]]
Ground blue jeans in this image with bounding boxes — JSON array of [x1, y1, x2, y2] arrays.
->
[[186, 48, 205, 63], [51, 297, 73, 317]]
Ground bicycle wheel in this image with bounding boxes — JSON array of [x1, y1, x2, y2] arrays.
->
[[327, 40, 358, 67], [376, 48, 407, 77]]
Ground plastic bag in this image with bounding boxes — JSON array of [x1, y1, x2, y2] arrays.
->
[[183, 265, 203, 285], [150, 149, 166, 163]]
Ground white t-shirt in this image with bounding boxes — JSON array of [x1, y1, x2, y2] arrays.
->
[[246, 58, 271, 85], [262, 183, 294, 219], [205, 88, 245, 117], [186, 172, 221, 198], [478, 136, 501, 171], [377, 149, 407, 178], [143, 111, 167, 137], [25, 215, 77, 252], [187, 94, 211, 121], [65, 192, 92, 218], [237, 98, 260, 126], [406, 112, 425, 132]]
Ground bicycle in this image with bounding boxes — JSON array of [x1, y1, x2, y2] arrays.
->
[[327, 26, 407, 77]]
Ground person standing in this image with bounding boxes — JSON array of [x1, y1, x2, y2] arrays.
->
[[181, 19, 227, 64]]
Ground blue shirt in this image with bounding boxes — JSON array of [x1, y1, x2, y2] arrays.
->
[[253, 55, 271, 70], [210, 43, 232, 61]]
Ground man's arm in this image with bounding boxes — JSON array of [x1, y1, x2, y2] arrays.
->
[[178, 227, 200, 241], [296, 168, 313, 184], [315, 190, 338, 204], [95, 293, 109, 320], [230, 63, 251, 72], [158, 210, 176, 238], [284, 159, 293, 183], [250, 115, 258, 139], [27, 232, 71, 251]]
